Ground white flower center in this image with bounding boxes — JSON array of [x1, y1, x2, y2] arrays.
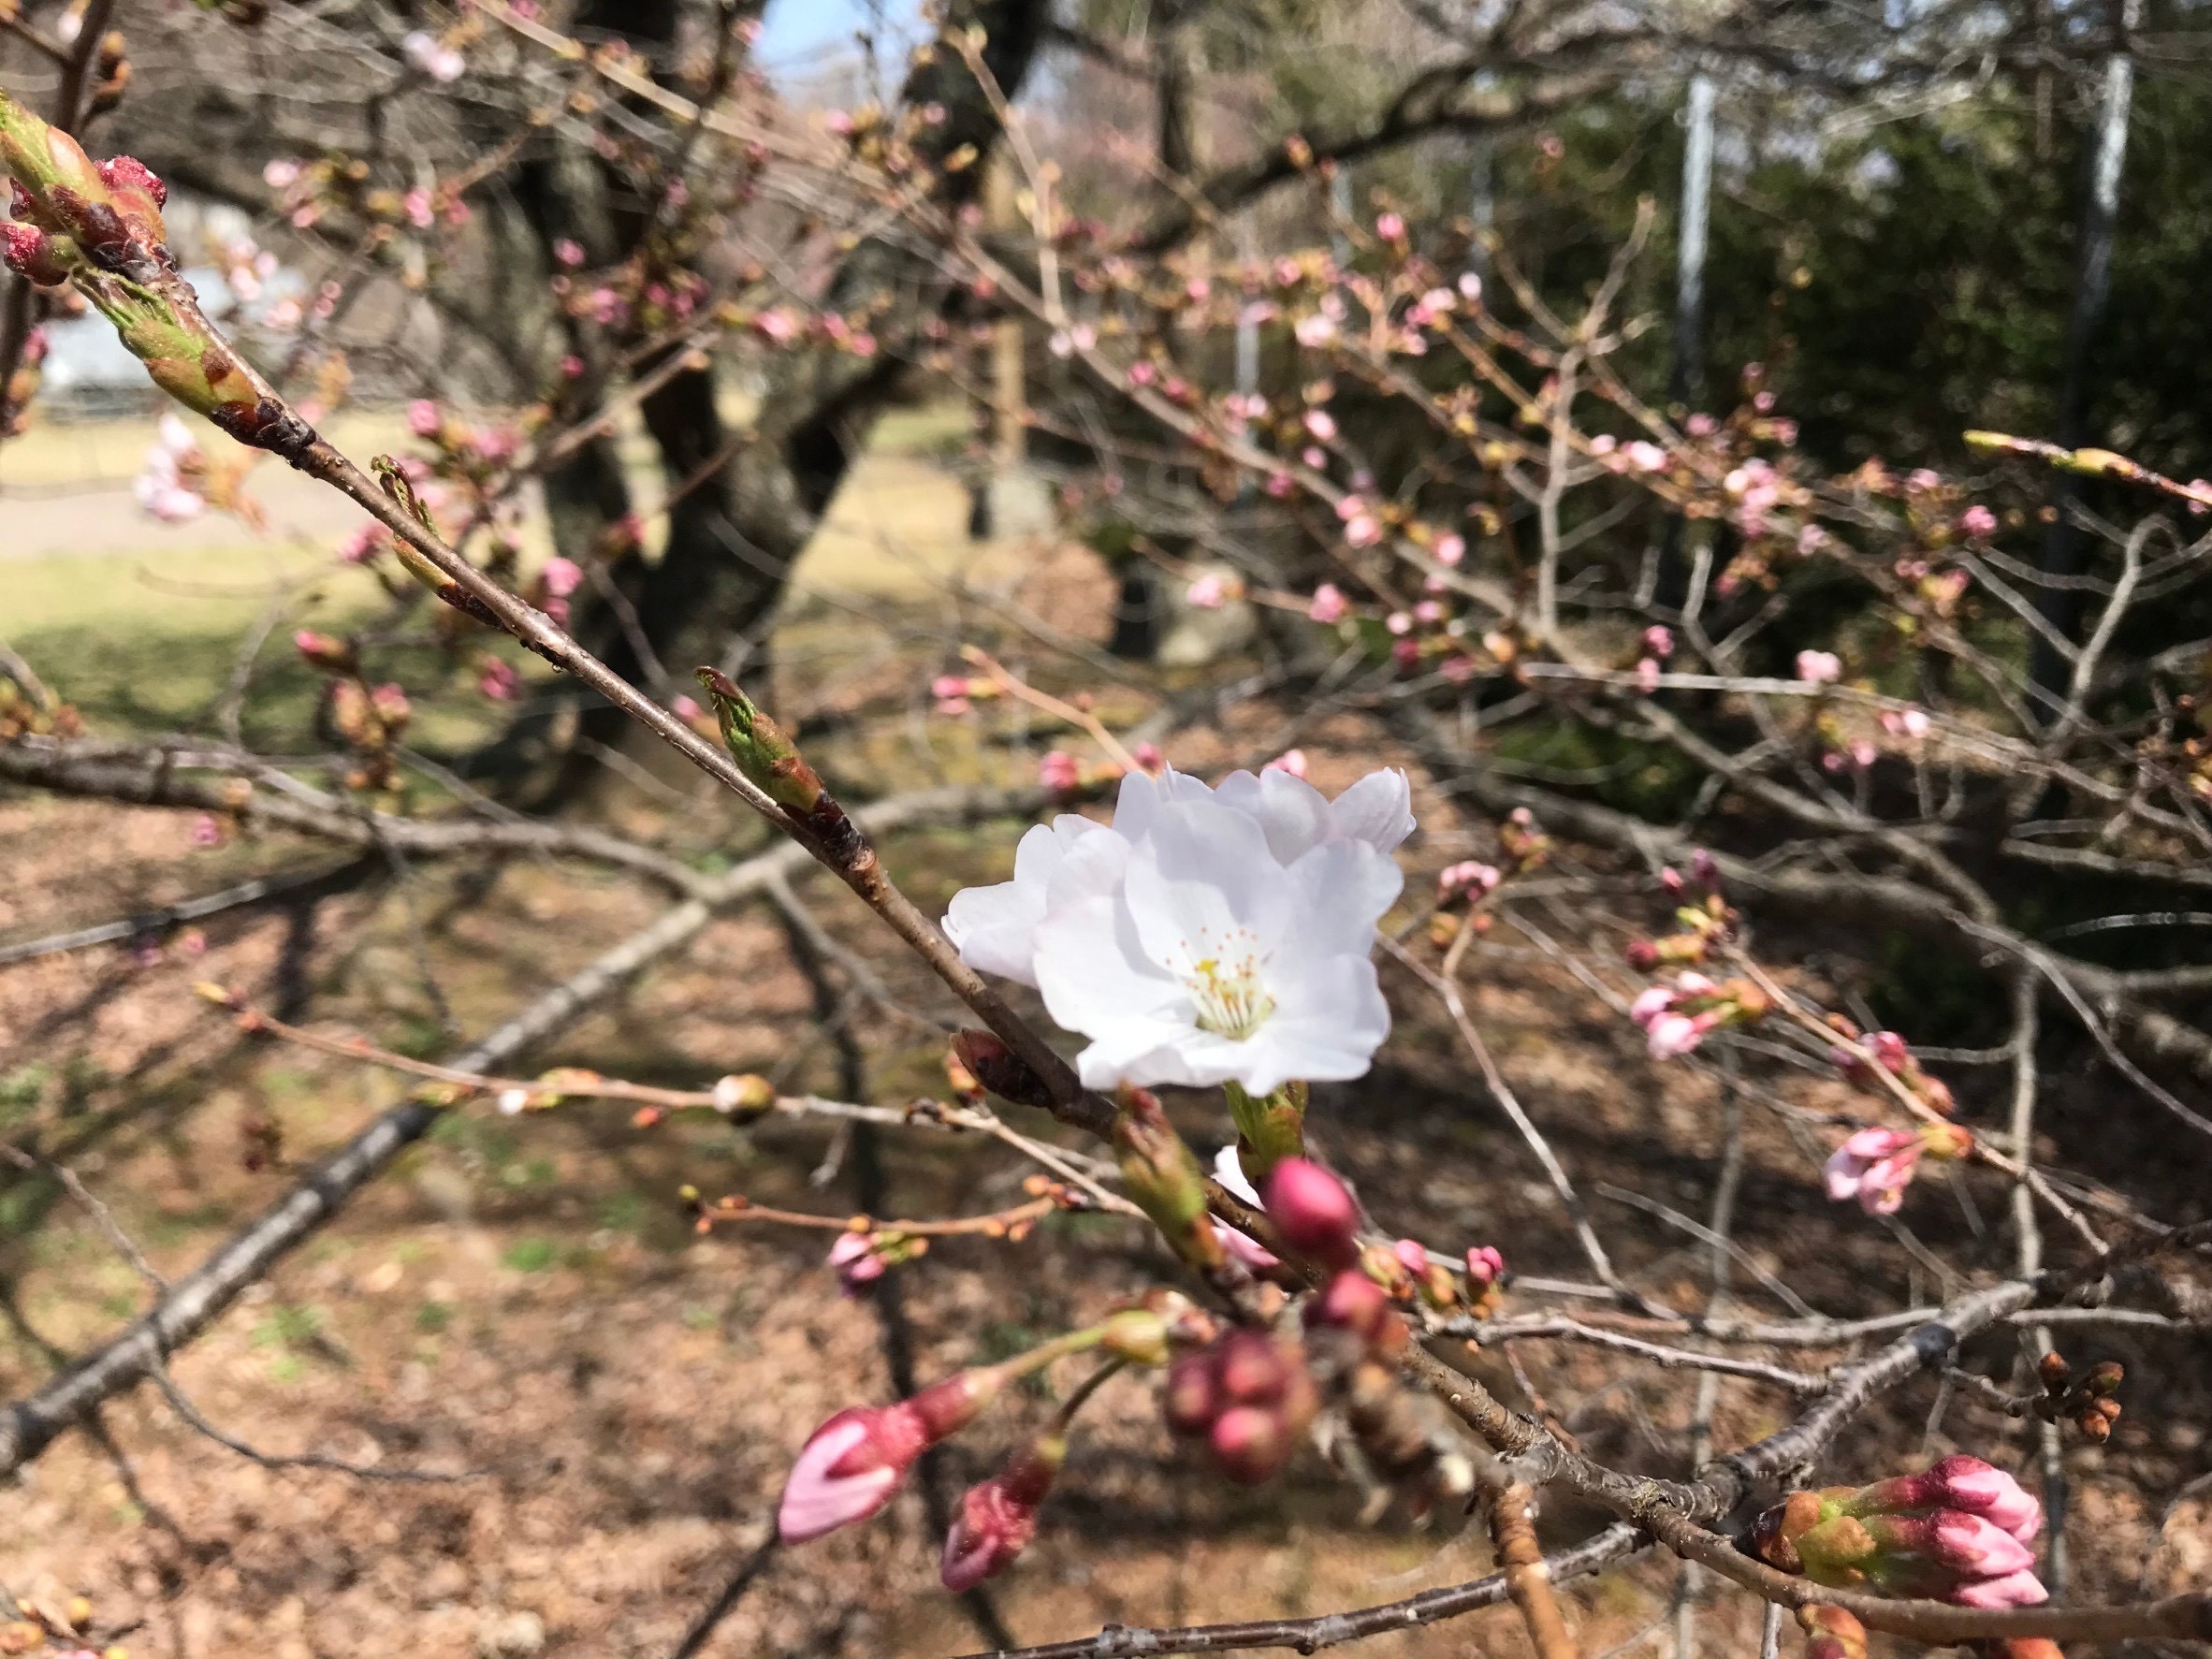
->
[[1179, 930, 1274, 1041]]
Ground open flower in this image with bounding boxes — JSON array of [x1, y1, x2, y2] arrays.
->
[[945, 766, 1413, 996], [944, 814, 1127, 987], [1824, 1127, 1921, 1215], [1823, 1121, 1976, 1216], [1032, 797, 1400, 1092]]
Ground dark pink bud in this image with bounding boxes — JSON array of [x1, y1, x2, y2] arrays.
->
[[1162, 1351, 1217, 1436], [1, 223, 69, 285], [1464, 1244, 1505, 1288], [98, 155, 167, 209], [779, 1369, 1001, 1544], [777, 1404, 927, 1542], [1624, 938, 1659, 970], [1263, 1157, 1360, 1270], [292, 629, 353, 671], [939, 1434, 1063, 1591], [1215, 1329, 1289, 1404], [1306, 1269, 1404, 1356], [1209, 1404, 1291, 1484]]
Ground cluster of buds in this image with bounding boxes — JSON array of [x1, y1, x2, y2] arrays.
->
[[0, 93, 313, 457], [2034, 1350, 2125, 1443], [294, 632, 410, 793], [1625, 850, 1733, 969], [1822, 1120, 1972, 1215], [0, 674, 80, 744], [1430, 861, 1501, 945], [1164, 1327, 1319, 1484], [1628, 971, 1768, 1059], [1302, 1269, 1474, 1511], [1826, 1019, 1955, 1115], [1751, 1455, 2045, 1608]]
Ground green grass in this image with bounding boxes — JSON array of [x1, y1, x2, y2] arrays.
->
[[3, 401, 998, 742]]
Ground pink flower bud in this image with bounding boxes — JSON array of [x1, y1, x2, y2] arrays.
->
[[1306, 1269, 1398, 1352], [1959, 504, 1998, 539], [1643, 625, 1675, 659], [407, 400, 443, 439], [1950, 1569, 2049, 1608], [1, 224, 70, 286], [1643, 1011, 1708, 1058], [1215, 1330, 1292, 1404], [1186, 574, 1227, 610], [1162, 1351, 1218, 1436], [828, 1230, 886, 1295], [476, 658, 519, 701], [1927, 1511, 2037, 1577], [1263, 1157, 1361, 1270], [778, 1372, 997, 1543], [1209, 1404, 1292, 1484], [1438, 861, 1501, 901], [369, 682, 411, 725], [1038, 750, 1081, 794], [941, 1435, 1063, 1590], [293, 630, 350, 671], [1307, 583, 1348, 624], [1464, 1244, 1504, 1288], [1375, 211, 1404, 240], [1635, 657, 1661, 693], [541, 556, 583, 598], [1263, 749, 1307, 778], [1823, 1127, 1921, 1215], [1927, 1456, 2043, 1543], [778, 1407, 921, 1542], [1796, 649, 1842, 685]]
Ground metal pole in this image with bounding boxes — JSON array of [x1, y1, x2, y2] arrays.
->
[[1670, 73, 1715, 410], [1656, 73, 1716, 609]]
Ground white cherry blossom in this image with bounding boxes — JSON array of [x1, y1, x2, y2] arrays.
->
[[942, 764, 1413, 990], [1030, 797, 1399, 1093]]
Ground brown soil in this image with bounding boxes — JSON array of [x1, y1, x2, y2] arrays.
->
[[2, 543, 2206, 1659]]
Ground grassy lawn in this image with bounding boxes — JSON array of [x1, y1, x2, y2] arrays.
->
[[2, 400, 996, 740]]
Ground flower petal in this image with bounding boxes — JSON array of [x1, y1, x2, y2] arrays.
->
[[1326, 768, 1416, 851], [1214, 768, 1332, 863], [1034, 895, 1186, 1047], [1120, 800, 1293, 973], [1277, 840, 1403, 959]]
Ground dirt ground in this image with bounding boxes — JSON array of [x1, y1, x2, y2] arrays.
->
[[1, 447, 2208, 1658]]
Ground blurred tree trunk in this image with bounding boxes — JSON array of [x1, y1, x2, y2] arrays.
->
[[556, 0, 1054, 768]]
